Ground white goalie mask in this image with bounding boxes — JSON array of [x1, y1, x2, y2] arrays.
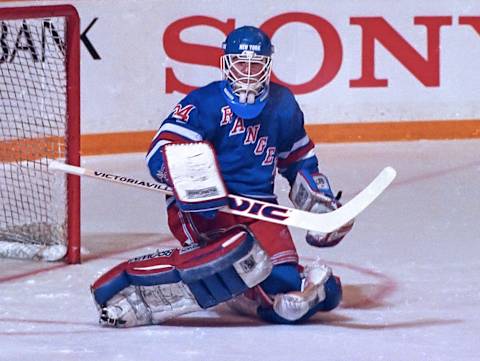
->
[[220, 50, 273, 105], [220, 26, 274, 119]]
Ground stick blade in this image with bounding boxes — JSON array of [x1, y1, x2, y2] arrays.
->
[[301, 166, 397, 233]]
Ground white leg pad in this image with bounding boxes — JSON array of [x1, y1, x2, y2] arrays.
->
[[140, 282, 202, 324], [99, 286, 152, 327], [100, 282, 203, 327], [100, 282, 202, 327]]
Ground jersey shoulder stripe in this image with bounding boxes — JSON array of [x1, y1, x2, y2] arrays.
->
[[159, 123, 203, 142], [277, 140, 315, 168]]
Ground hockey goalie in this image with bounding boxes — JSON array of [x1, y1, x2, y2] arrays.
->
[[91, 26, 353, 326]]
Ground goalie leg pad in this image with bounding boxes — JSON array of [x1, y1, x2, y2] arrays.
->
[[91, 262, 132, 306], [98, 285, 153, 327], [125, 227, 271, 308], [186, 267, 247, 308], [91, 227, 272, 325]]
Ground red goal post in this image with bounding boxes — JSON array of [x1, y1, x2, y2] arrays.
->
[[0, 5, 81, 263]]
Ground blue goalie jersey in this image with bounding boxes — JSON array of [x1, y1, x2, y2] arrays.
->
[[146, 81, 319, 201]]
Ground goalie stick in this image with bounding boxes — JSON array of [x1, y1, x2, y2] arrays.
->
[[49, 161, 396, 233]]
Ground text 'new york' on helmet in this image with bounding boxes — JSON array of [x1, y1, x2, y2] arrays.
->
[[220, 26, 274, 119]]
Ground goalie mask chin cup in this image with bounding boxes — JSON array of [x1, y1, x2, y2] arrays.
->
[[220, 26, 274, 119], [220, 80, 269, 119]]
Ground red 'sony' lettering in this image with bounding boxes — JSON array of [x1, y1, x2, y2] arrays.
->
[[163, 13, 480, 94]]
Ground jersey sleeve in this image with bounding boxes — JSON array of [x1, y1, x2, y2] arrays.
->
[[146, 94, 205, 183], [277, 93, 319, 185]]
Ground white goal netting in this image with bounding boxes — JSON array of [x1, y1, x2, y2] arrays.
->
[[0, 15, 70, 261]]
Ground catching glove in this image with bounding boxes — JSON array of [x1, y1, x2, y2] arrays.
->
[[289, 169, 353, 247]]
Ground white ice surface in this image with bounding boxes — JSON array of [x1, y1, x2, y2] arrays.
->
[[1, 139, 479, 361]]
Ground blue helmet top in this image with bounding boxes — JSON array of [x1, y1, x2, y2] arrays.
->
[[220, 26, 274, 119], [222, 26, 274, 57]]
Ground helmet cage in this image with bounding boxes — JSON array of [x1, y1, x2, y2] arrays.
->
[[221, 50, 272, 104]]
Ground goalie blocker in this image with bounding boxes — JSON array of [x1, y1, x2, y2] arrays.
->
[[91, 226, 272, 327]]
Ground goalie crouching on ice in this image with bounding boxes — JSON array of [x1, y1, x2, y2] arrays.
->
[[90, 26, 353, 327]]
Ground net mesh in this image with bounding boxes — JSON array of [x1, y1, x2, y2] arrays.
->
[[0, 16, 68, 260]]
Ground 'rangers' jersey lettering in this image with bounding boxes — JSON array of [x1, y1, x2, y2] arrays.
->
[[220, 106, 234, 126], [245, 125, 260, 145], [229, 117, 245, 136]]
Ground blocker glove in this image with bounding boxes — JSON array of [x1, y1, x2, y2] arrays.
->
[[162, 142, 228, 220], [289, 169, 354, 247]]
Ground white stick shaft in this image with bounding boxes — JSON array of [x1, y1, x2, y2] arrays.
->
[[49, 160, 396, 233]]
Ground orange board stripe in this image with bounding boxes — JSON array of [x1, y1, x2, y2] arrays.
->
[[79, 120, 480, 156], [2, 120, 479, 160], [0, 136, 64, 162], [80, 131, 155, 156], [306, 120, 480, 143]]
